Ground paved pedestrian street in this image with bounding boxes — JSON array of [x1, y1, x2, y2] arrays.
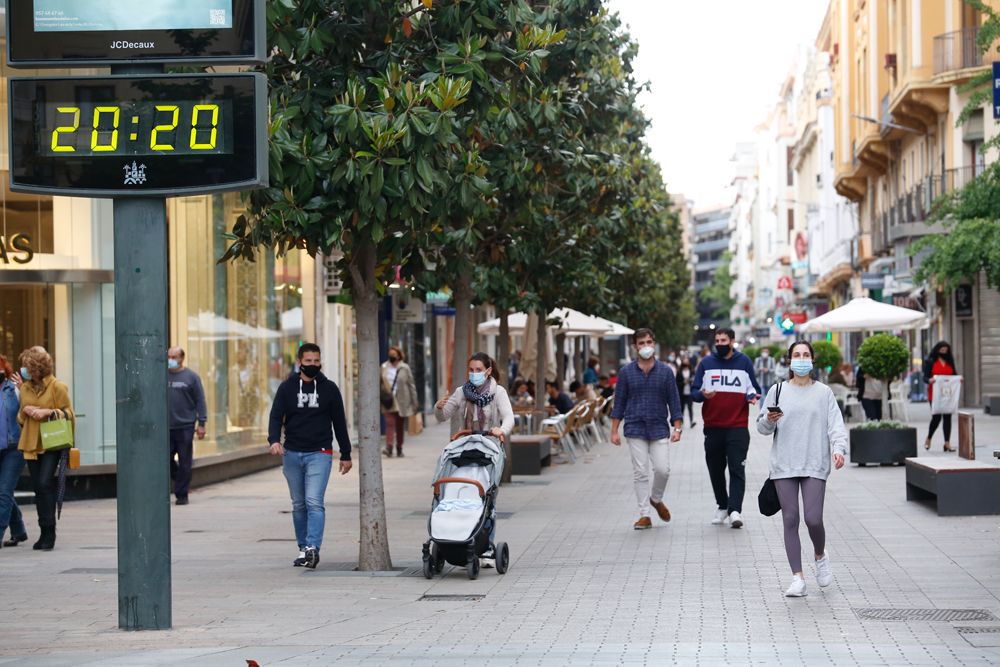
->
[[3, 404, 1000, 666]]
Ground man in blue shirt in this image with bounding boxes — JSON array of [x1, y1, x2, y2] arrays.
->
[[610, 328, 683, 530], [545, 381, 575, 414]]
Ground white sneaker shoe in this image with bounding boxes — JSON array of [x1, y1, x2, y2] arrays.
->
[[729, 511, 743, 529], [785, 575, 807, 597], [815, 552, 833, 587], [711, 509, 728, 525]]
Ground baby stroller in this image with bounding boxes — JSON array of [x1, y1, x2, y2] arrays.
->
[[421, 430, 510, 580]]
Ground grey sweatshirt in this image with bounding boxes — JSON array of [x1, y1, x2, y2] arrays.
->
[[168, 367, 208, 429], [756, 380, 848, 481]]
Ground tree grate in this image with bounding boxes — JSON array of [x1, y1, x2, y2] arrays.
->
[[420, 594, 484, 602], [956, 626, 1000, 634], [61, 568, 117, 575], [854, 608, 998, 622]]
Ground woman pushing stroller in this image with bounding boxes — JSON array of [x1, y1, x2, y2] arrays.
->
[[434, 352, 514, 567]]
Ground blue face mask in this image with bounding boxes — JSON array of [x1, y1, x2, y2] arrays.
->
[[790, 360, 813, 377], [20, 367, 31, 381], [469, 371, 487, 387], [167, 359, 179, 370]]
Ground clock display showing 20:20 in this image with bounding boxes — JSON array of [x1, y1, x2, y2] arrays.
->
[[41, 101, 233, 156]]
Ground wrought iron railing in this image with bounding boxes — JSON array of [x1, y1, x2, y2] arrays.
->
[[933, 27, 983, 75]]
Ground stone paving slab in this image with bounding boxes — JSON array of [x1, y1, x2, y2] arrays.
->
[[2, 402, 1000, 665]]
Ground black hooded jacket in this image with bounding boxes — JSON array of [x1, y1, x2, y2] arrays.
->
[[268, 371, 352, 459]]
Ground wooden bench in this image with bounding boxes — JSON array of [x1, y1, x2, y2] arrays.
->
[[905, 457, 1000, 516], [510, 434, 553, 475]]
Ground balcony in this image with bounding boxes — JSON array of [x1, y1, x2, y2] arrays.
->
[[882, 167, 978, 243], [934, 27, 983, 75]]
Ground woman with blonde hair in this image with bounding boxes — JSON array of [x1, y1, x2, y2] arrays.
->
[[17, 346, 74, 551]]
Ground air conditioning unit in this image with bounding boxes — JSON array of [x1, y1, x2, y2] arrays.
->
[[884, 53, 897, 70]]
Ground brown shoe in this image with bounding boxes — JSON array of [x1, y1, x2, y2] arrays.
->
[[650, 499, 671, 522], [383, 447, 393, 458], [633, 517, 652, 530]]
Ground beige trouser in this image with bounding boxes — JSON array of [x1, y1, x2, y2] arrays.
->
[[626, 437, 671, 518]]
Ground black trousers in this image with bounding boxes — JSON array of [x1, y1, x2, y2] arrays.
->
[[170, 426, 195, 498], [679, 395, 694, 424], [703, 427, 751, 513], [861, 398, 883, 421], [26, 451, 60, 529], [928, 413, 952, 441]]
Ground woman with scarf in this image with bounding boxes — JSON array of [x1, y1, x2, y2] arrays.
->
[[0, 354, 28, 548], [17, 346, 75, 551], [923, 341, 958, 452]]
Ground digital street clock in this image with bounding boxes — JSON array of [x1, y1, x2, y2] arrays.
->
[[9, 74, 268, 197], [5, 0, 265, 66]]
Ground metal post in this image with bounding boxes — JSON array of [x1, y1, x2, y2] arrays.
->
[[113, 64, 171, 630]]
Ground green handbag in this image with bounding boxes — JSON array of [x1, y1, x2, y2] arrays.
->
[[40, 410, 74, 451]]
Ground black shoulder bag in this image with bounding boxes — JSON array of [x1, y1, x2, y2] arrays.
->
[[757, 382, 782, 517]]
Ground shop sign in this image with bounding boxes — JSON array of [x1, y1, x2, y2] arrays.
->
[[777, 276, 794, 290], [861, 273, 885, 289], [0, 233, 34, 264], [752, 327, 771, 339], [783, 311, 808, 324], [955, 285, 974, 319], [392, 292, 425, 324]]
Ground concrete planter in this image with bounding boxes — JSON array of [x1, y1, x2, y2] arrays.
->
[[850, 427, 917, 466]]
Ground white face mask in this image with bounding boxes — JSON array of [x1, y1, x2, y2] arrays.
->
[[638, 346, 655, 360]]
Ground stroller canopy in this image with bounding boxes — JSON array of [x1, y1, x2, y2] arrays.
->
[[433, 434, 505, 491]]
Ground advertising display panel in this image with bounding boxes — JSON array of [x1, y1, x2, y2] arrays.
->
[[9, 74, 268, 196], [6, 0, 265, 65]]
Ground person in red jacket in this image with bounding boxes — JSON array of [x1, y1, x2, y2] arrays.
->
[[923, 341, 957, 452]]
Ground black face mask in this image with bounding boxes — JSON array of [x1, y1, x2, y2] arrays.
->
[[714, 344, 732, 358], [388, 355, 399, 363], [301, 364, 321, 379]]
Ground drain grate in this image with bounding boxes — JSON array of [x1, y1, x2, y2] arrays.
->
[[854, 608, 999, 622], [79, 546, 115, 550], [61, 568, 117, 575], [257, 538, 296, 542], [420, 594, 484, 602], [506, 480, 550, 486], [956, 627, 1000, 634], [184, 530, 205, 533]]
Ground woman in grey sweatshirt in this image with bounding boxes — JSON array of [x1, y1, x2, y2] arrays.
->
[[757, 340, 847, 598]]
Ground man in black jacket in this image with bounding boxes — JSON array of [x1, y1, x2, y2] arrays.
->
[[268, 343, 352, 569]]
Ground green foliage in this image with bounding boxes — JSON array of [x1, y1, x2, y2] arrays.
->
[[852, 420, 908, 431], [741, 346, 759, 360], [857, 334, 909, 381], [768, 343, 785, 359], [699, 251, 735, 318], [812, 341, 842, 371]]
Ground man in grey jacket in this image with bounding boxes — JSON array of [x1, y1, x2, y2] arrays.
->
[[167, 347, 207, 506]]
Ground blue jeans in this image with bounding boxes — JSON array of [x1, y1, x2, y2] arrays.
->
[[282, 450, 333, 551], [0, 447, 27, 539]]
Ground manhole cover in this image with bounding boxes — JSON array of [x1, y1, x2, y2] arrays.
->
[[956, 627, 1000, 634], [854, 608, 998, 622], [61, 568, 117, 575], [420, 594, 484, 602]]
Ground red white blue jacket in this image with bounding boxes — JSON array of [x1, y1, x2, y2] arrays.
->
[[691, 351, 762, 428]]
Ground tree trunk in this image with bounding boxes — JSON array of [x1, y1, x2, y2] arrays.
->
[[350, 240, 392, 571], [452, 274, 473, 391], [536, 309, 547, 387], [574, 336, 584, 384], [555, 333, 566, 387], [498, 306, 511, 387]]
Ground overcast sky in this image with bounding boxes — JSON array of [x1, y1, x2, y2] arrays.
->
[[607, 0, 830, 208]]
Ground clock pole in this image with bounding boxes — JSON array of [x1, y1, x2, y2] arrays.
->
[[111, 63, 172, 631]]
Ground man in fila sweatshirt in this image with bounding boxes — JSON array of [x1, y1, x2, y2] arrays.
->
[[691, 328, 762, 529]]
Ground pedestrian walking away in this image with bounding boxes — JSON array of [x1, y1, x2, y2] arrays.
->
[[757, 340, 847, 598], [268, 343, 353, 570], [691, 328, 761, 529], [381, 346, 419, 458], [754, 348, 776, 396], [609, 328, 683, 531], [923, 341, 958, 452], [167, 347, 207, 506], [435, 352, 514, 566], [0, 354, 28, 549], [855, 366, 884, 421], [676, 357, 696, 428], [16, 346, 74, 551]]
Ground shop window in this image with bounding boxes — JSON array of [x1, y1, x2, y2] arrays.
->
[[0, 170, 53, 261]]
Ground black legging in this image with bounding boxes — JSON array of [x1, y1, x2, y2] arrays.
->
[[26, 451, 59, 529], [928, 414, 952, 442], [680, 395, 694, 424]]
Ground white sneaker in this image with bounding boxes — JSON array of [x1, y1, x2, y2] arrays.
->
[[785, 575, 807, 597], [711, 509, 729, 525], [729, 511, 743, 529], [815, 552, 833, 587]]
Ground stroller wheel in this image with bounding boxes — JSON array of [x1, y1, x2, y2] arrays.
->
[[495, 542, 509, 574], [467, 557, 480, 580], [431, 544, 444, 573], [423, 557, 434, 579]]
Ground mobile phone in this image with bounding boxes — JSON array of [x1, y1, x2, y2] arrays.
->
[[767, 406, 783, 414]]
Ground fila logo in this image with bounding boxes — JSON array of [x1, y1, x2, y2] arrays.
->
[[709, 374, 742, 387], [297, 393, 320, 408]]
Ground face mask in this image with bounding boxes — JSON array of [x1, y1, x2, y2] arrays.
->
[[469, 371, 487, 387], [301, 364, 321, 379], [667, 354, 676, 362], [388, 355, 399, 363], [638, 346, 655, 360], [715, 344, 732, 358], [167, 359, 179, 370], [761, 352, 769, 358], [20, 367, 31, 381], [790, 360, 813, 377]]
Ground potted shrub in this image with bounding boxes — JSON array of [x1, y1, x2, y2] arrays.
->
[[812, 340, 842, 381], [849, 420, 917, 466], [852, 334, 915, 465]]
